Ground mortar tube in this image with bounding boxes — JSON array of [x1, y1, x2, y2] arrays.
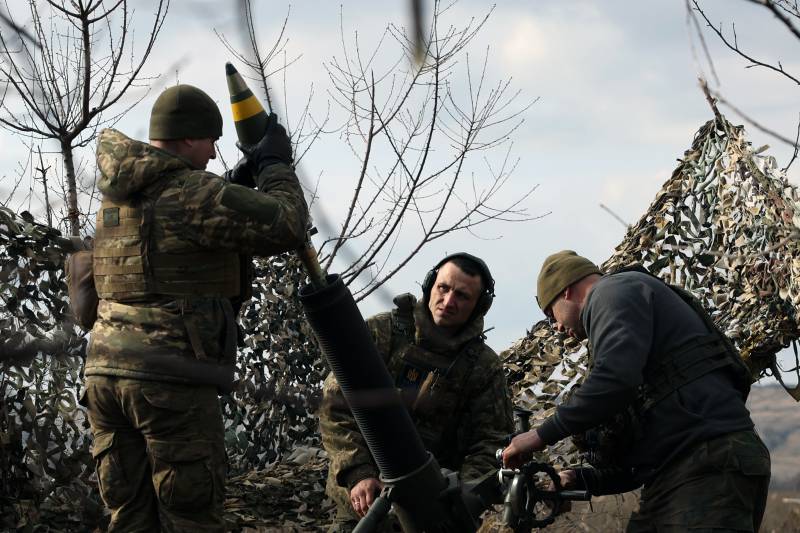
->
[[299, 274, 428, 478]]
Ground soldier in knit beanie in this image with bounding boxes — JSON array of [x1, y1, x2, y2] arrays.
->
[[536, 250, 602, 313]]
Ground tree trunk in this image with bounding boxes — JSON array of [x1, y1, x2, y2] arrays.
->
[[37, 147, 53, 228], [61, 139, 80, 236]]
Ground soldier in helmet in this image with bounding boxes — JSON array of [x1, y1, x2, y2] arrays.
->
[[319, 253, 514, 532], [79, 84, 308, 531], [502, 250, 771, 532]]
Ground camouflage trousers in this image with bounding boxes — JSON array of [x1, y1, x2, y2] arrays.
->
[[81, 376, 227, 532], [627, 429, 770, 532]]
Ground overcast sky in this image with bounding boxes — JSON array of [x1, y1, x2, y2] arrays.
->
[[1, 0, 798, 381]]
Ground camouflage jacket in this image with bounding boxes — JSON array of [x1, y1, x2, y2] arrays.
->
[[84, 128, 308, 391], [320, 295, 514, 509]]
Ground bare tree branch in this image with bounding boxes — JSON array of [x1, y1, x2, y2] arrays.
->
[[782, 113, 800, 171], [0, 4, 39, 48], [691, 0, 800, 168], [321, 1, 537, 299], [743, 0, 800, 39], [685, 0, 721, 85], [712, 87, 800, 146], [692, 0, 800, 85], [0, 0, 169, 235]]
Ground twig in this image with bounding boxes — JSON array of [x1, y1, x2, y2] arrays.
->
[[698, 77, 723, 124], [692, 0, 800, 85], [599, 203, 630, 229], [35, 146, 52, 227], [744, 0, 800, 40], [710, 87, 800, 147], [0, 9, 40, 48], [782, 113, 800, 171], [686, 0, 720, 86]]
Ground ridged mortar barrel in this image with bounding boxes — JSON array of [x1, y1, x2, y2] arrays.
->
[[299, 274, 428, 479]]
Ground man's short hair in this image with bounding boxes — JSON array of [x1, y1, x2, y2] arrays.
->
[[446, 255, 486, 292]]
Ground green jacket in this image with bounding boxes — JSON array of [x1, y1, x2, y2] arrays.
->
[[320, 296, 514, 519], [85, 128, 308, 391]]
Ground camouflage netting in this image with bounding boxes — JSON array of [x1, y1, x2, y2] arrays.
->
[[220, 254, 327, 473], [2, 116, 800, 530], [0, 208, 101, 530], [0, 205, 329, 530], [503, 116, 800, 467]]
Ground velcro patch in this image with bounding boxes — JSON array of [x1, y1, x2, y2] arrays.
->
[[103, 207, 120, 227]]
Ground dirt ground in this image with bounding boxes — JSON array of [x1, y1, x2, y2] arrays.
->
[[517, 490, 800, 533], [222, 457, 800, 532]]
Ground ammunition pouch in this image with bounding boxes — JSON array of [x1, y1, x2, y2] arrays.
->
[[65, 248, 99, 331], [178, 297, 238, 363]]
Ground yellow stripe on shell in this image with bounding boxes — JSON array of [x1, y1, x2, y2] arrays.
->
[[231, 95, 265, 121]]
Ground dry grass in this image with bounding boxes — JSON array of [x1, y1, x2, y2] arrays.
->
[[762, 490, 800, 533], [479, 490, 800, 532]]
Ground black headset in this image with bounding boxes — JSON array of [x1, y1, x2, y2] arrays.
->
[[421, 252, 495, 316]]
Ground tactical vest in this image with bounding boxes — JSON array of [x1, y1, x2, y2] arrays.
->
[[93, 175, 240, 302], [576, 264, 752, 467], [379, 294, 483, 470]]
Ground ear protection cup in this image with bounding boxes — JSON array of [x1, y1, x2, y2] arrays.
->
[[421, 268, 437, 296], [422, 252, 495, 316]]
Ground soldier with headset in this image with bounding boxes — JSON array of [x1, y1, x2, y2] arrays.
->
[[320, 253, 515, 532]]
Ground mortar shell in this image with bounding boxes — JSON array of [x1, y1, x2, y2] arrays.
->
[[225, 62, 269, 145]]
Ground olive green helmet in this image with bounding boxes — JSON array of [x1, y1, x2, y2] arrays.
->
[[149, 84, 223, 140]]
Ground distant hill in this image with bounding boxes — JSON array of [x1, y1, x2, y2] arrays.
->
[[748, 383, 800, 486]]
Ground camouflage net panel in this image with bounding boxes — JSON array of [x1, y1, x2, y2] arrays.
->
[[224, 448, 334, 531], [0, 207, 102, 529], [503, 117, 800, 465], [0, 205, 328, 529], [222, 253, 327, 473]]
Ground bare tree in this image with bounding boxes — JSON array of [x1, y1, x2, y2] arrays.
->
[[0, 0, 169, 235], [218, 1, 538, 301], [688, 0, 800, 168], [320, 1, 539, 300]]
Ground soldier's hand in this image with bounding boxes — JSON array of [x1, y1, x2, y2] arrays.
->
[[236, 113, 292, 174], [223, 156, 255, 188], [350, 477, 383, 517], [558, 469, 577, 489], [544, 470, 577, 514], [502, 429, 545, 469]]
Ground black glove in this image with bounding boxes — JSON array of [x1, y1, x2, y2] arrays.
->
[[236, 113, 293, 174], [223, 157, 256, 188]]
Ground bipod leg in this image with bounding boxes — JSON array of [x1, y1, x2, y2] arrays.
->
[[353, 493, 392, 533]]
